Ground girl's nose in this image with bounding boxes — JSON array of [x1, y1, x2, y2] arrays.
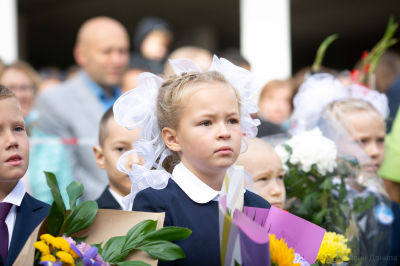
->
[[217, 124, 231, 140], [125, 153, 145, 170], [270, 179, 283, 196], [5, 130, 19, 150]]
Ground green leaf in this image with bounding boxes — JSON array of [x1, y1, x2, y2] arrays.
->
[[66, 181, 84, 213], [312, 33, 339, 72], [122, 220, 157, 251], [338, 176, 347, 203], [115, 262, 151, 266], [234, 260, 242, 266], [311, 209, 327, 226], [319, 178, 334, 190], [44, 171, 66, 216], [64, 201, 98, 236], [47, 201, 65, 236], [136, 240, 186, 261], [72, 236, 88, 245], [102, 236, 128, 263], [353, 195, 375, 214], [141, 227, 192, 243]]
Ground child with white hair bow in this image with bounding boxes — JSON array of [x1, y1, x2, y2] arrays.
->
[[113, 56, 270, 266]]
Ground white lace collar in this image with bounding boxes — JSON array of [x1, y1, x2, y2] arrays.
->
[[172, 162, 221, 204]]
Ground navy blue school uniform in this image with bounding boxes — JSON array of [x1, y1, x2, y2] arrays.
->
[[388, 201, 400, 266], [132, 163, 271, 266], [1, 181, 50, 266], [95, 186, 123, 210]]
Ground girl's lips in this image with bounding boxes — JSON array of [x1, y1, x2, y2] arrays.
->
[[215, 146, 233, 155], [6, 154, 23, 166], [271, 202, 282, 208]]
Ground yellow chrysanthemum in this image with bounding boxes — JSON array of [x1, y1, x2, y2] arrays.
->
[[40, 254, 56, 262], [316, 232, 351, 265], [34, 241, 50, 255], [270, 234, 301, 266], [52, 237, 70, 252], [56, 251, 75, 266], [69, 248, 80, 259], [40, 234, 55, 245]]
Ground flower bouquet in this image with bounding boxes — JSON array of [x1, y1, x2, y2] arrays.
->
[[13, 172, 191, 266], [219, 166, 331, 266], [274, 128, 374, 234]]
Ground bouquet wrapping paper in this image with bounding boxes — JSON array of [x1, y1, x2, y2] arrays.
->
[[220, 166, 326, 266]]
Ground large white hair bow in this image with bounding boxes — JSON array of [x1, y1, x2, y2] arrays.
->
[[292, 73, 389, 133], [113, 55, 261, 210]]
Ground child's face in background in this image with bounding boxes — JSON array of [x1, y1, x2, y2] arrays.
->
[[236, 138, 286, 208], [347, 110, 386, 172], [259, 86, 292, 125], [94, 117, 144, 196], [0, 98, 29, 182], [176, 83, 242, 178]]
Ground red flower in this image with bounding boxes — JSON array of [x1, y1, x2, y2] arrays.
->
[[362, 51, 368, 60]]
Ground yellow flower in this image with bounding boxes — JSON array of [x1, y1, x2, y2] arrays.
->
[[270, 234, 301, 266], [40, 234, 56, 245], [56, 251, 75, 266], [34, 241, 50, 255], [69, 248, 80, 259], [52, 237, 70, 252], [316, 232, 351, 265], [40, 254, 56, 262]]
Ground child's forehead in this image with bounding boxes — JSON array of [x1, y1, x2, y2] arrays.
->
[[0, 98, 24, 125]]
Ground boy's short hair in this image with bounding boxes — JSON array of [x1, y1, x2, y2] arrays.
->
[[0, 84, 19, 102], [99, 107, 115, 147]]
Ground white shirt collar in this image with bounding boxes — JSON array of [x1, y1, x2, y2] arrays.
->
[[2, 180, 26, 206], [172, 162, 220, 204], [108, 187, 125, 209]]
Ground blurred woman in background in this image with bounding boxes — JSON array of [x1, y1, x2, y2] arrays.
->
[[0, 61, 73, 206]]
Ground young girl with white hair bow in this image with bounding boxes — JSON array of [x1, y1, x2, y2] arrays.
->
[[113, 56, 270, 265]]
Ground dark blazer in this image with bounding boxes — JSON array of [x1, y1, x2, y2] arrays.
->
[[4, 193, 50, 266], [95, 187, 122, 210], [132, 179, 271, 266]]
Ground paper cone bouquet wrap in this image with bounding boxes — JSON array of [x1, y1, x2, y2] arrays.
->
[[219, 166, 329, 266], [13, 172, 191, 266]]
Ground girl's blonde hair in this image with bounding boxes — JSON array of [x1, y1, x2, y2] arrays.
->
[[157, 70, 242, 172], [326, 99, 385, 133]]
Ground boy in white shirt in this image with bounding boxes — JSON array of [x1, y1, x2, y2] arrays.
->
[[0, 84, 50, 266]]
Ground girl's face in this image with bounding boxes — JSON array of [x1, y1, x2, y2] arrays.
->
[[173, 82, 242, 179], [347, 111, 386, 172]]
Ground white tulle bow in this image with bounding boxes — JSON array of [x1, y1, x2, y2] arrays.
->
[[113, 55, 261, 210], [293, 73, 389, 133]]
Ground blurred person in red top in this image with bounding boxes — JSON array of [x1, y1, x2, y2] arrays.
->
[[36, 17, 130, 201]]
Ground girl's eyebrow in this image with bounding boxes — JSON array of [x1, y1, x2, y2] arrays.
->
[[194, 111, 240, 118]]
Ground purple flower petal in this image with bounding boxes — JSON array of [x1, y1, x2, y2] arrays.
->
[[39, 262, 63, 266], [83, 258, 101, 266], [83, 247, 98, 259], [70, 244, 83, 258]]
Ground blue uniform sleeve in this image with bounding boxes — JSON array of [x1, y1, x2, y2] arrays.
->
[[132, 189, 172, 227]]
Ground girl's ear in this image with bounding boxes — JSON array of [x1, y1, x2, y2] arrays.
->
[[162, 127, 181, 152]]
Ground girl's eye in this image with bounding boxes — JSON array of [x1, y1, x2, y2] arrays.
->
[[377, 138, 385, 143], [228, 119, 238, 124], [116, 147, 126, 152], [257, 177, 268, 182], [277, 175, 284, 181], [14, 126, 24, 132], [200, 121, 211, 126]]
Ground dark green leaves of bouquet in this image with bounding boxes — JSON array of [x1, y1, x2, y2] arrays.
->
[[44, 171, 98, 237], [45, 171, 66, 236], [64, 201, 98, 236], [99, 219, 191, 263]]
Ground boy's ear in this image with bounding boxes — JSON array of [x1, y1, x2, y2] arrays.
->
[[162, 127, 181, 152], [93, 146, 106, 169]]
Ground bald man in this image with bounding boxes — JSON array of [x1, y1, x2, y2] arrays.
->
[[236, 137, 286, 209], [37, 17, 130, 201]]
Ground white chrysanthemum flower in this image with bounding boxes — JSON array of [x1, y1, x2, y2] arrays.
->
[[284, 128, 337, 176], [274, 144, 290, 164]]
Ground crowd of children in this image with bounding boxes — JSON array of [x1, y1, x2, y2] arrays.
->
[[2, 48, 400, 265]]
